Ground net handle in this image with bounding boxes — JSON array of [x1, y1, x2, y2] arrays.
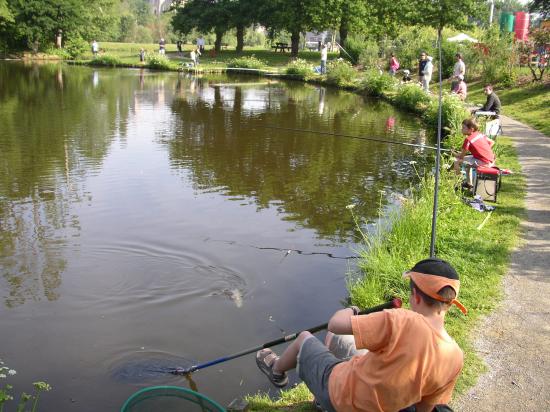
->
[[120, 385, 226, 412]]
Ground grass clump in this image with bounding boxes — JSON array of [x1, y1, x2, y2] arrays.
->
[[285, 58, 314, 80], [146, 54, 174, 70], [361, 70, 398, 97], [325, 59, 357, 87], [392, 83, 432, 113], [89, 54, 123, 67], [246, 383, 315, 412], [349, 137, 524, 393], [227, 55, 267, 70]]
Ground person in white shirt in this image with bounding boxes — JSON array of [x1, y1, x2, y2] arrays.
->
[[451, 53, 466, 91], [422, 56, 433, 92], [320, 43, 328, 74], [197, 37, 205, 53]]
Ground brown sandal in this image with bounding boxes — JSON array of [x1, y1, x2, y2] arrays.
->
[[255, 349, 288, 388]]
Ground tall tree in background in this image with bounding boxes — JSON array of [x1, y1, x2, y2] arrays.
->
[[172, 0, 233, 52], [529, 0, 549, 18]]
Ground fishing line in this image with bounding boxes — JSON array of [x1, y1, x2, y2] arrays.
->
[[259, 125, 451, 152], [204, 238, 359, 260], [429, 27, 444, 258]]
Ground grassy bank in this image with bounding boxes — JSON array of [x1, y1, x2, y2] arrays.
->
[[245, 136, 525, 410], [467, 79, 550, 136]]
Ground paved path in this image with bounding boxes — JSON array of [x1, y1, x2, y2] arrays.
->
[[454, 116, 550, 411]]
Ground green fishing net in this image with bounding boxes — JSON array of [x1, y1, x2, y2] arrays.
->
[[121, 386, 226, 412]]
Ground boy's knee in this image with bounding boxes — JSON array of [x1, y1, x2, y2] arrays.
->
[[298, 331, 313, 341]]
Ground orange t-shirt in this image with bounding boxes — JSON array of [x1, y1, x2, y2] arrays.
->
[[328, 309, 463, 412]]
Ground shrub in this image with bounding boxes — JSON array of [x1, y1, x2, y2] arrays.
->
[[477, 28, 519, 87], [424, 93, 470, 139], [226, 55, 266, 69], [392, 83, 432, 113], [285, 58, 314, 79], [88, 54, 123, 67], [64, 36, 89, 59], [357, 40, 381, 70], [147, 54, 173, 70], [326, 59, 357, 87], [362, 70, 398, 96]]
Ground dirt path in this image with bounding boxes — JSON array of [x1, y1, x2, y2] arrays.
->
[[453, 116, 550, 411]]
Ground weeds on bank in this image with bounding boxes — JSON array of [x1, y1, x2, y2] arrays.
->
[[0, 360, 52, 412]]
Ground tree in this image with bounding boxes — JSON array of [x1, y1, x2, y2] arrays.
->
[[172, 0, 233, 52], [529, 0, 550, 19], [258, 0, 340, 57], [0, 0, 13, 23]]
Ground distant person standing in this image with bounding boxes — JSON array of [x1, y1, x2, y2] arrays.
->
[[197, 36, 205, 53], [176, 40, 183, 55], [159, 38, 166, 55], [422, 56, 433, 92], [320, 43, 328, 74], [139, 48, 146, 62], [389, 53, 400, 75], [418, 51, 428, 85], [91, 40, 99, 57], [451, 53, 466, 91]]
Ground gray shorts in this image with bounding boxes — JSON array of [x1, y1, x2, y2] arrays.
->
[[297, 337, 341, 412]]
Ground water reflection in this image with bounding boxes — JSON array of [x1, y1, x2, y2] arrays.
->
[[162, 75, 427, 240]]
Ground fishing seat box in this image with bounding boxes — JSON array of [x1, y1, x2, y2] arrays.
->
[[474, 166, 502, 203]]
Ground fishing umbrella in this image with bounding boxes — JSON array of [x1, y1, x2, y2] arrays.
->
[[447, 33, 478, 43]]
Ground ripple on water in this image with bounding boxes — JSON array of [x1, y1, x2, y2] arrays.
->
[[72, 241, 249, 312]]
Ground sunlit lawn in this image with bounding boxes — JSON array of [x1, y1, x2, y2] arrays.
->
[[98, 42, 334, 72], [466, 78, 550, 137]]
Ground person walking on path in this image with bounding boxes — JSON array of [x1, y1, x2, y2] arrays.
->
[[255, 258, 464, 412], [159, 38, 166, 55], [389, 53, 400, 75], [454, 116, 550, 411], [320, 43, 328, 74], [451, 53, 466, 91], [422, 56, 434, 92]]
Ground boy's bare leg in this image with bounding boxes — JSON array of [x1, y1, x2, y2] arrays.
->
[[273, 331, 313, 374]]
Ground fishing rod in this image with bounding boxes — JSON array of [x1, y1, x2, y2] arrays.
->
[[170, 298, 402, 375], [335, 42, 356, 64], [260, 125, 451, 152]]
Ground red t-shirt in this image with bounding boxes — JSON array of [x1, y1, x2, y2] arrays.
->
[[462, 131, 495, 164]]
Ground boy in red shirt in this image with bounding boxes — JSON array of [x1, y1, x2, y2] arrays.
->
[[256, 258, 465, 412], [454, 118, 495, 187]]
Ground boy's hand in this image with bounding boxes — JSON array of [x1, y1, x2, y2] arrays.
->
[[349, 306, 361, 316]]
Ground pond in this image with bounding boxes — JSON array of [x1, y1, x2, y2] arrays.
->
[[0, 62, 433, 410]]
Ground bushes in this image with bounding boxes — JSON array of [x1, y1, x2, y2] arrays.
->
[[392, 83, 432, 113], [326, 60, 357, 87], [285, 58, 314, 79], [88, 54, 123, 67], [146, 54, 173, 70], [361, 71, 398, 97], [226, 55, 266, 69], [64, 37, 89, 59], [425, 94, 470, 140]]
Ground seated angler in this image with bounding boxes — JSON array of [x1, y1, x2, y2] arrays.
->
[[256, 258, 465, 412], [454, 118, 496, 188]]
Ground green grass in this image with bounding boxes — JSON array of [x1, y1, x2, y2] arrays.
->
[[466, 79, 550, 136], [84, 42, 334, 73], [247, 137, 525, 410], [349, 137, 524, 394]]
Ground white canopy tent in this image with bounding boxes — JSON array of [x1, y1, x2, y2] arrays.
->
[[447, 33, 479, 43]]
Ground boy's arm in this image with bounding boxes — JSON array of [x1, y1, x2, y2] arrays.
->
[[327, 308, 356, 335]]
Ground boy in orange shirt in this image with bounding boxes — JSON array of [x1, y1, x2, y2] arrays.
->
[[256, 258, 465, 412]]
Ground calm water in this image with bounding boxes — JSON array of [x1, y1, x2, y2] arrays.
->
[[0, 62, 432, 411]]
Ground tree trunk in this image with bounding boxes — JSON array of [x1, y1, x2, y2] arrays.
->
[[339, 24, 348, 49], [215, 29, 224, 53], [236, 24, 244, 53], [290, 30, 299, 57]]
